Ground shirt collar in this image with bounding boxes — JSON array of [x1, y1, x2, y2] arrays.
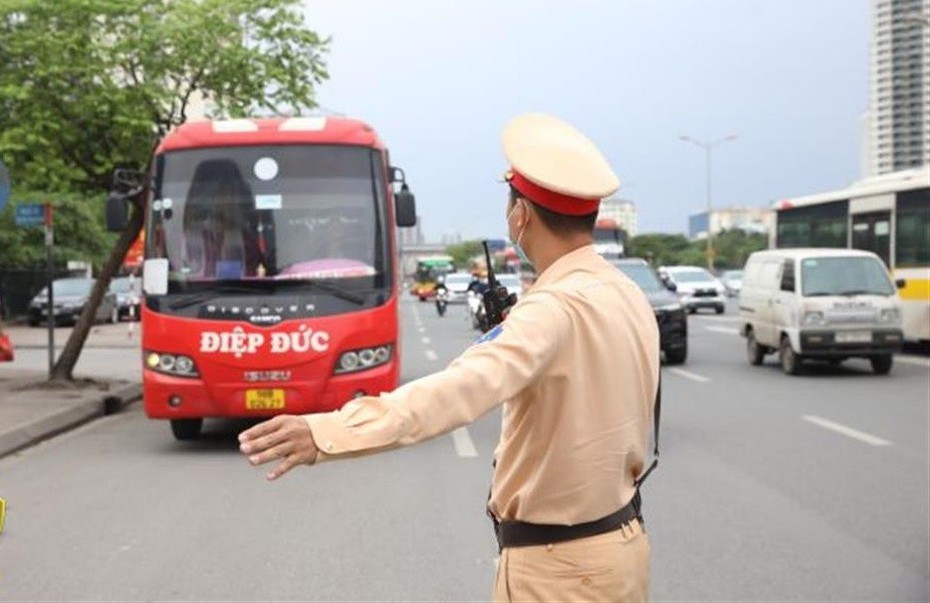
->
[[532, 244, 600, 289]]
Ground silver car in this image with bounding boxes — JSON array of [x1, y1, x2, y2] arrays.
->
[[661, 266, 727, 314]]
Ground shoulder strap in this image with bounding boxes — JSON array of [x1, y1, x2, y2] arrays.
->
[[634, 372, 660, 488]]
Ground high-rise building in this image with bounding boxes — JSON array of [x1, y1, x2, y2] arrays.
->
[[688, 207, 773, 240], [868, 0, 930, 175], [596, 198, 638, 237]]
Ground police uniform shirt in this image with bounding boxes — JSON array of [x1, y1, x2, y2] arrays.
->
[[304, 244, 660, 526]]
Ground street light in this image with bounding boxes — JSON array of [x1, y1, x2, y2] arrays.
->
[[679, 133, 738, 271]]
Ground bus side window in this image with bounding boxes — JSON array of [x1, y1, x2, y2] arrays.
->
[[780, 260, 795, 292]]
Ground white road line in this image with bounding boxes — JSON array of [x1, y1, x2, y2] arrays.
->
[[705, 326, 739, 335], [421, 337, 431, 344], [896, 355, 930, 368], [802, 415, 892, 447], [692, 314, 741, 322], [418, 327, 426, 334], [667, 367, 711, 383], [424, 350, 438, 362], [451, 427, 479, 458]]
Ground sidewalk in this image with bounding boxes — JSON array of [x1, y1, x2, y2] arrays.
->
[[0, 323, 142, 459]]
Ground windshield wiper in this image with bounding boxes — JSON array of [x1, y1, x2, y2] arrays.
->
[[169, 284, 269, 310], [274, 279, 367, 305], [804, 291, 836, 297], [838, 289, 885, 296]]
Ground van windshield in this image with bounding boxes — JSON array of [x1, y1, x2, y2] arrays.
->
[[801, 256, 895, 296]]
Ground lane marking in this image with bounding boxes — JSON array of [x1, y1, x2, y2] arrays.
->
[[421, 337, 431, 344], [802, 415, 892, 447], [705, 326, 739, 335], [418, 327, 426, 334], [896, 355, 930, 368], [667, 367, 711, 383], [424, 350, 438, 362], [452, 427, 478, 457], [692, 314, 741, 322]]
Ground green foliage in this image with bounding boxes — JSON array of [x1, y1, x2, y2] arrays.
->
[[0, 0, 329, 264], [445, 240, 485, 272], [628, 230, 768, 271], [0, 194, 117, 270]]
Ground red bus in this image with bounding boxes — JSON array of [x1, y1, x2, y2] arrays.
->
[[108, 117, 416, 440]]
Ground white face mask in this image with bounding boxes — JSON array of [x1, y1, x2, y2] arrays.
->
[[507, 199, 531, 265]]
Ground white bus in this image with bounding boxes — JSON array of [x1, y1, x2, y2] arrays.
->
[[772, 168, 929, 343]]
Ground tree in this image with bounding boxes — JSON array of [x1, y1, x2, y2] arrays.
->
[[0, 0, 330, 381], [445, 240, 485, 272], [627, 233, 692, 267]]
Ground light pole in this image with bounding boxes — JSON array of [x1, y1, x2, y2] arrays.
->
[[679, 133, 738, 271]]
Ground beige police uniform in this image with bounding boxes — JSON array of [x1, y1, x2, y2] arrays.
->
[[304, 114, 661, 602]]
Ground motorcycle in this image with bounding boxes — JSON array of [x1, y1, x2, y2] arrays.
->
[[467, 291, 491, 332], [435, 288, 449, 317]]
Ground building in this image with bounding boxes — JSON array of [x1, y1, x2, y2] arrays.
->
[[688, 207, 773, 240], [867, 0, 930, 175], [596, 198, 638, 237]]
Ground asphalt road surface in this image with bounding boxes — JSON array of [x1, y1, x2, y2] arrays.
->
[[1, 296, 927, 601]]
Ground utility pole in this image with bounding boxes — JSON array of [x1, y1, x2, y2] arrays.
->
[[679, 134, 738, 271]]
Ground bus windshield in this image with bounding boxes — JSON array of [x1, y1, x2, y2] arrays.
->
[[801, 257, 895, 297], [148, 145, 387, 293], [415, 258, 454, 282]]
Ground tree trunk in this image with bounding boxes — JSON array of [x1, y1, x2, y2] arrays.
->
[[49, 200, 144, 382]]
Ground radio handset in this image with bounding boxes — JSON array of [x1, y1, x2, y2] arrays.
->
[[481, 240, 518, 330]]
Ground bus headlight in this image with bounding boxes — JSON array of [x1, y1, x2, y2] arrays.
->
[[879, 308, 901, 324], [145, 351, 200, 378], [803, 311, 825, 326], [335, 345, 393, 374]]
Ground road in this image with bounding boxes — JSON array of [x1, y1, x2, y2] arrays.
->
[[0, 297, 928, 601]]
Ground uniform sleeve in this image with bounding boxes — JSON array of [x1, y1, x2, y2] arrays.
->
[[304, 292, 569, 461]]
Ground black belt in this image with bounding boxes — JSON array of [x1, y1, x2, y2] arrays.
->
[[493, 491, 643, 550]]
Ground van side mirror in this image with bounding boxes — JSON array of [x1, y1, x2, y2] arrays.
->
[[665, 280, 677, 292], [105, 191, 130, 232], [395, 186, 416, 227], [895, 278, 906, 290]]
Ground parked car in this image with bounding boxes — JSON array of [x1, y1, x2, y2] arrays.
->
[[28, 278, 119, 327], [660, 265, 727, 314], [612, 258, 688, 364], [109, 276, 142, 321], [739, 248, 904, 375], [720, 269, 743, 297]]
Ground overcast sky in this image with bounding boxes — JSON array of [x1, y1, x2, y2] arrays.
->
[[303, 0, 870, 241]]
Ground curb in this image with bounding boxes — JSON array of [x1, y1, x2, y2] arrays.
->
[[0, 384, 142, 460]]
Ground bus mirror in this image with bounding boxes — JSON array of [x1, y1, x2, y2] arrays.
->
[[895, 278, 906, 290], [395, 186, 417, 227], [142, 258, 169, 295], [665, 280, 678, 293], [105, 191, 130, 232]]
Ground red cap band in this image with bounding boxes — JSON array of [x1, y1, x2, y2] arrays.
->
[[509, 170, 600, 216]]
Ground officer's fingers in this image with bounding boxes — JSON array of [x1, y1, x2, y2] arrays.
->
[[265, 452, 304, 481], [240, 426, 291, 456], [239, 415, 288, 445], [248, 440, 294, 467]]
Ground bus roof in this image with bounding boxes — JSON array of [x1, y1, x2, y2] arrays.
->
[[776, 168, 930, 211], [157, 116, 385, 154], [417, 256, 454, 265], [749, 248, 882, 260]]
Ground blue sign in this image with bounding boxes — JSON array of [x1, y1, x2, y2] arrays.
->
[[15, 203, 45, 227], [0, 159, 9, 213]]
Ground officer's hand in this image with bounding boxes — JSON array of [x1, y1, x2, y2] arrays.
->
[[238, 415, 319, 481]]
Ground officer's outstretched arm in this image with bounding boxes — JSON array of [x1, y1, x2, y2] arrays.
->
[[303, 291, 570, 462]]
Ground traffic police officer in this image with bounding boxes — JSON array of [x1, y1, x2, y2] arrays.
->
[[239, 113, 661, 602]]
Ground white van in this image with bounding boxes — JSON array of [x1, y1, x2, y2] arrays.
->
[[739, 248, 904, 375]]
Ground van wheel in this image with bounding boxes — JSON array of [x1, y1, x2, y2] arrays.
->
[[779, 335, 802, 375], [870, 354, 893, 375], [170, 419, 203, 441], [715, 304, 725, 315], [746, 331, 765, 366], [665, 343, 687, 365]]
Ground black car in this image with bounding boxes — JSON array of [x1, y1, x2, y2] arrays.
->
[[28, 277, 119, 326], [611, 258, 688, 364]]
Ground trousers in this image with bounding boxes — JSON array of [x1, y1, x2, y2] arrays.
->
[[492, 518, 650, 603]]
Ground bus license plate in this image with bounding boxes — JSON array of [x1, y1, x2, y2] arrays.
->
[[836, 331, 871, 343], [245, 389, 285, 410]]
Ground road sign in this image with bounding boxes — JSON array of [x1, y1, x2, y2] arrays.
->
[[0, 159, 9, 213], [14, 203, 45, 226]]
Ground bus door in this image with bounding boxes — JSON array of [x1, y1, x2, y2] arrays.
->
[[851, 211, 892, 267]]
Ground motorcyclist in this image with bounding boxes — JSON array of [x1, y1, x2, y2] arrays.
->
[[467, 272, 490, 296], [434, 275, 449, 316]]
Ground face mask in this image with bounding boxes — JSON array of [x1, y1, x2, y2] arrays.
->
[[508, 200, 531, 266]]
